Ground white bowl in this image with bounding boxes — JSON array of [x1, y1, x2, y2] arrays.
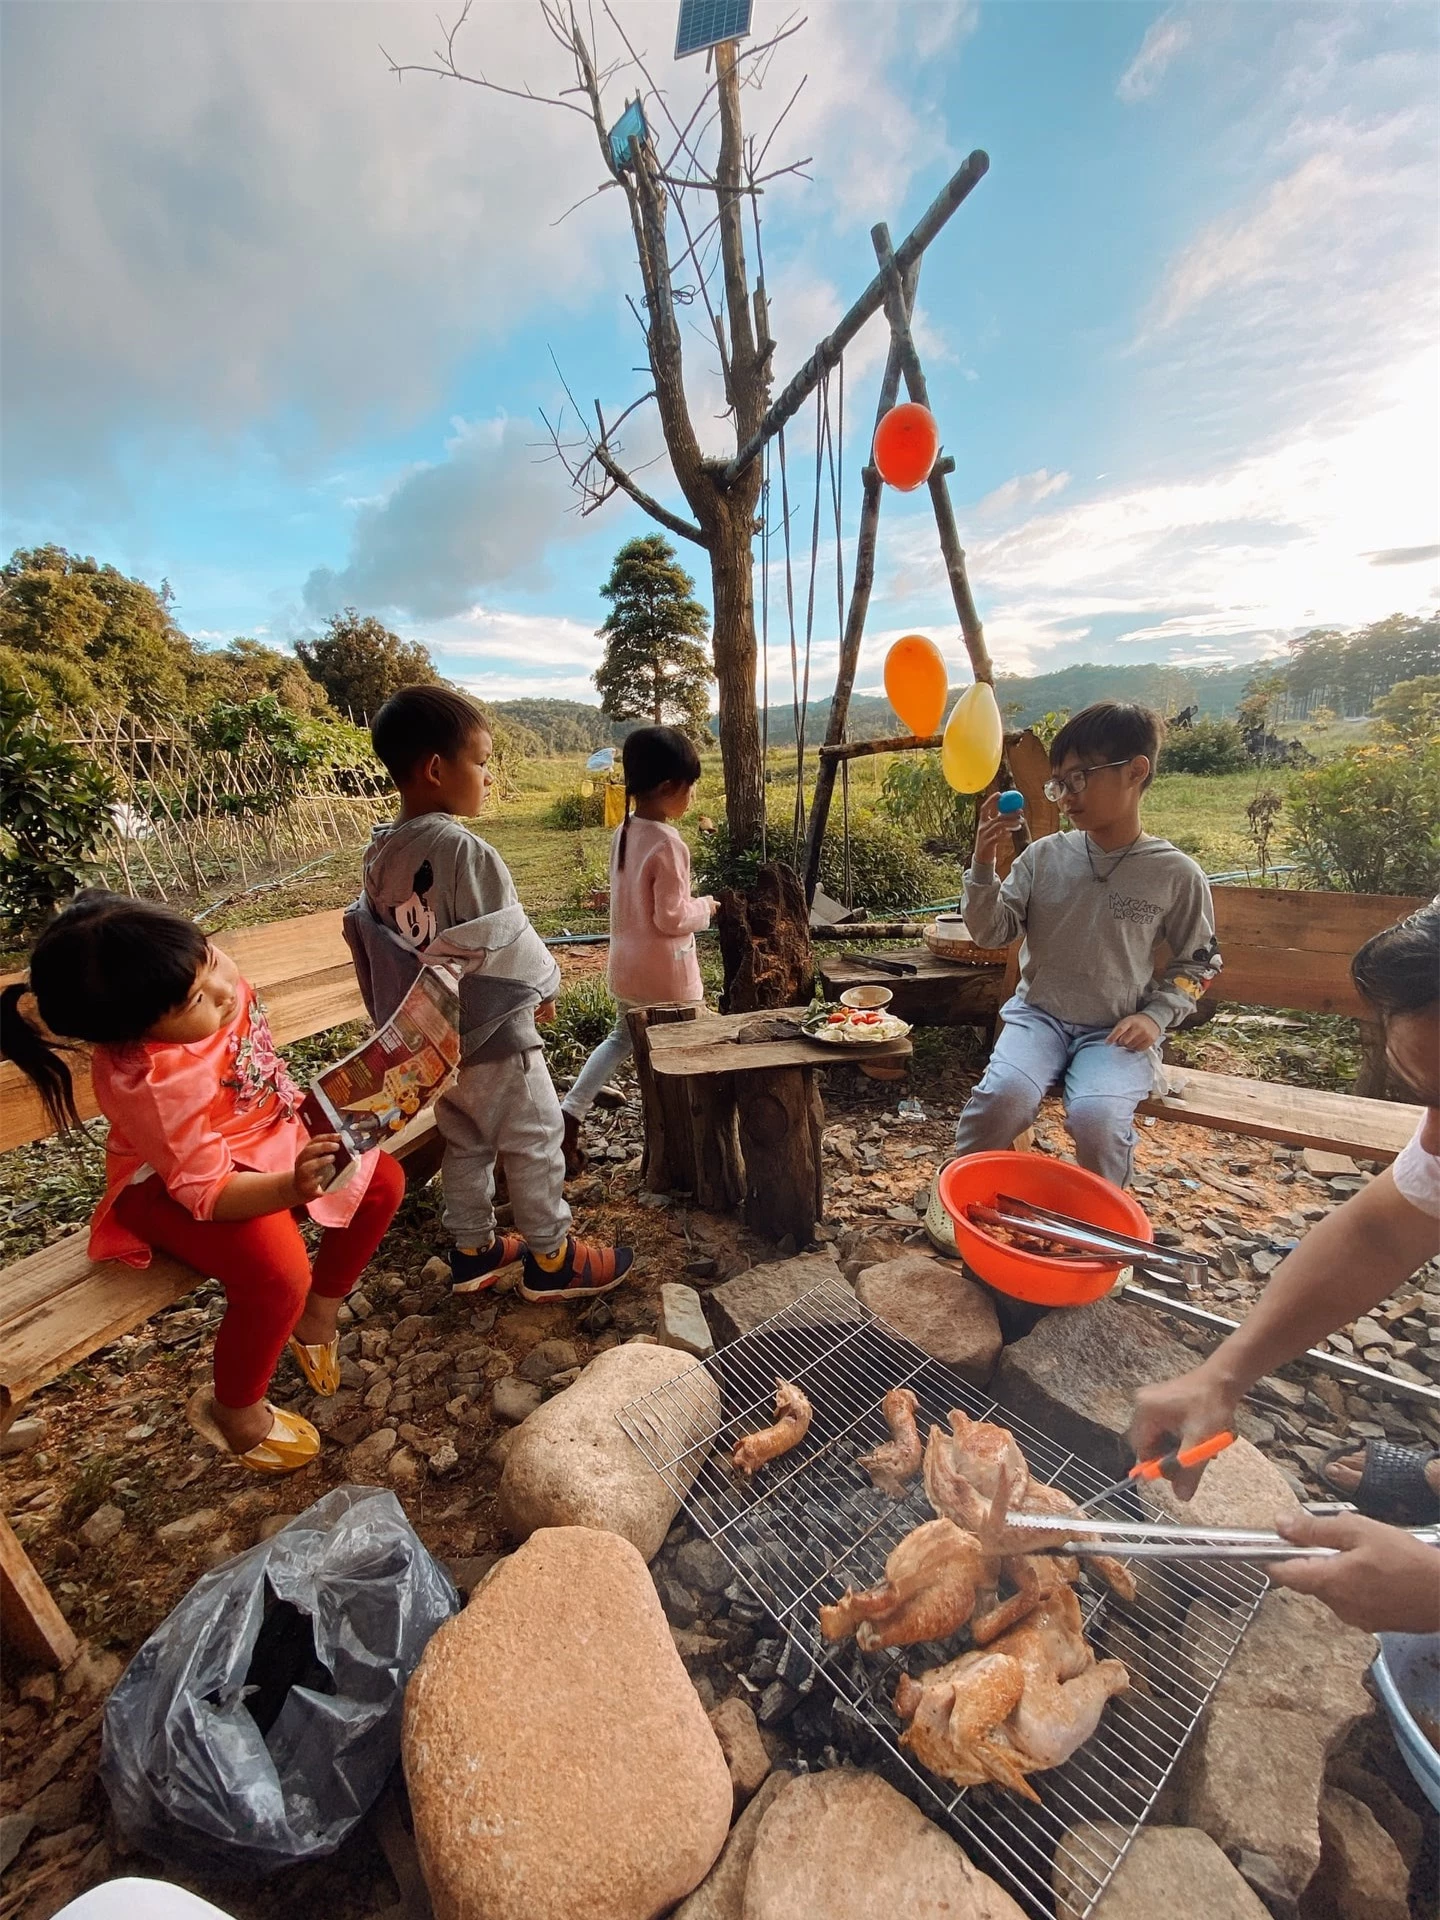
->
[[840, 984, 894, 1011]]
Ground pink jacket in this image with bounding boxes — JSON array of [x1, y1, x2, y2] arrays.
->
[[88, 980, 377, 1268], [606, 817, 712, 1006]]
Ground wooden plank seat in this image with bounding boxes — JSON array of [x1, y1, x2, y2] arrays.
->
[[0, 1108, 440, 1669], [1140, 1067, 1421, 1161], [632, 1005, 912, 1246]]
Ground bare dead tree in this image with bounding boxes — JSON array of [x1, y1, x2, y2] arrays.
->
[[386, 0, 812, 849]]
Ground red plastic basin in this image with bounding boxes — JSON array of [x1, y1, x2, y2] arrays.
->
[[936, 1151, 1153, 1306]]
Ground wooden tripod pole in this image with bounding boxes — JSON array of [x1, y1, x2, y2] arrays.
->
[[871, 222, 994, 688], [801, 259, 919, 903]]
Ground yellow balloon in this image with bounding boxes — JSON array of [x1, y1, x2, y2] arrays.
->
[[579, 779, 594, 797], [941, 681, 1003, 794], [884, 634, 949, 736]]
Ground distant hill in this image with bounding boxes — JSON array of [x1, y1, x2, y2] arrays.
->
[[753, 659, 1282, 746], [491, 698, 630, 755], [492, 662, 1280, 755]]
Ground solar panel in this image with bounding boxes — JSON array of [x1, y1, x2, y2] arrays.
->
[[674, 0, 754, 61]]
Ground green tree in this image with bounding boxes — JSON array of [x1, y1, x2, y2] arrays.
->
[[0, 545, 199, 715], [0, 686, 117, 934], [1161, 718, 1251, 775], [593, 536, 713, 742], [296, 608, 438, 722], [1236, 670, 1288, 737], [194, 637, 335, 716], [1371, 674, 1440, 743]]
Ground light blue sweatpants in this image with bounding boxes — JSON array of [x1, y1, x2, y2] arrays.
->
[[953, 995, 1160, 1188]]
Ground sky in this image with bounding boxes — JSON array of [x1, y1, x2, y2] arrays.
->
[[3, 0, 1437, 707]]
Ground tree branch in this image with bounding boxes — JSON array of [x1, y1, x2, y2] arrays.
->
[[590, 447, 706, 544]]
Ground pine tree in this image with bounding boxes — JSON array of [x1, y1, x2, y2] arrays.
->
[[593, 536, 713, 743]]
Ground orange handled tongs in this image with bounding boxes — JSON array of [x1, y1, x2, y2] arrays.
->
[[1074, 1431, 1237, 1514]]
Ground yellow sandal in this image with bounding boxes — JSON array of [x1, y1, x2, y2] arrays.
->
[[287, 1333, 341, 1396], [187, 1388, 321, 1475]]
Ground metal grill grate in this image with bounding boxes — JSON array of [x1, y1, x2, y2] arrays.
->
[[619, 1278, 1266, 1920]]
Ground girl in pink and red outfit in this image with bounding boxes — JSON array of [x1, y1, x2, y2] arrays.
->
[[560, 726, 715, 1175], [1, 895, 404, 1473]]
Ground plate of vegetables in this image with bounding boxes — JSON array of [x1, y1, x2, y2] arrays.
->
[[802, 1003, 913, 1046]]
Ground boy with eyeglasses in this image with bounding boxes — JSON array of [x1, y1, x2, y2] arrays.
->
[[951, 701, 1221, 1187]]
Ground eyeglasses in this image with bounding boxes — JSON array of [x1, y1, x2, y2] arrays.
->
[[1043, 759, 1132, 802]]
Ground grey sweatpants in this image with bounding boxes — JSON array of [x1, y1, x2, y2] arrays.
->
[[436, 1048, 571, 1254]]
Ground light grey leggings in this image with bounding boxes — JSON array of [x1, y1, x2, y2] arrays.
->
[[561, 1000, 704, 1121]]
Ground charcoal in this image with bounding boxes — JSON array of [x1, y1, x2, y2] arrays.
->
[[792, 1692, 833, 1745], [777, 1632, 817, 1693], [748, 1638, 782, 1684], [757, 1680, 800, 1727]]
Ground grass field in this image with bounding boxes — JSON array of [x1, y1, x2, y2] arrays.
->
[[206, 741, 1311, 937]]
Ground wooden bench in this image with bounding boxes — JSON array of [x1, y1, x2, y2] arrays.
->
[[631, 1006, 912, 1246], [816, 887, 1430, 1161]]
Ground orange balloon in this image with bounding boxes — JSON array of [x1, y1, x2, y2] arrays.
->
[[884, 635, 949, 736], [873, 402, 940, 491]]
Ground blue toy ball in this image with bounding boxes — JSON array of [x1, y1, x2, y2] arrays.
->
[[997, 789, 1025, 816]]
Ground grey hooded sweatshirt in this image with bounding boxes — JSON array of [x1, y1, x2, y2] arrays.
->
[[346, 814, 561, 1063]]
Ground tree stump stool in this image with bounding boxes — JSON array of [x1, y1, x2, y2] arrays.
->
[[634, 1008, 912, 1245]]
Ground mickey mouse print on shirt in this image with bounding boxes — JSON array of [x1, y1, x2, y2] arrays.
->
[[392, 859, 438, 949]]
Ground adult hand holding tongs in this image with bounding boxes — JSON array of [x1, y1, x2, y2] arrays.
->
[[1000, 1507, 1440, 1563]]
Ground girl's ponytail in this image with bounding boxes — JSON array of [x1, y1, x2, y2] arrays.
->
[[617, 785, 633, 871], [0, 982, 81, 1130]]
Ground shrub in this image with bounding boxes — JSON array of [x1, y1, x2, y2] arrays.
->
[[1371, 674, 1440, 744], [1286, 742, 1440, 893], [879, 752, 976, 849], [0, 685, 116, 935], [695, 809, 947, 914], [546, 786, 607, 830], [542, 975, 618, 1078], [1160, 718, 1250, 775]]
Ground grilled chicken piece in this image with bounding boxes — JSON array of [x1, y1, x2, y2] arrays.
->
[[858, 1387, 924, 1497], [818, 1518, 996, 1650], [896, 1586, 1130, 1800], [924, 1426, 1138, 1606], [942, 1409, 1032, 1500], [732, 1379, 813, 1475]]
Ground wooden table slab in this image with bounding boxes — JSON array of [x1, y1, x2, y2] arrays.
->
[[1143, 1067, 1421, 1160], [817, 946, 1006, 1028], [647, 1006, 912, 1077], [640, 1007, 911, 1244]]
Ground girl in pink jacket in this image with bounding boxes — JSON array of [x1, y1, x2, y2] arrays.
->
[[561, 727, 715, 1174]]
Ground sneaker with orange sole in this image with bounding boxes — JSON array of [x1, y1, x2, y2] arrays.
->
[[450, 1231, 528, 1294], [519, 1235, 633, 1302]]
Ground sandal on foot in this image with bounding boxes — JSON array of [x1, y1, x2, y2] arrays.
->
[[1318, 1440, 1440, 1525], [451, 1231, 528, 1294], [187, 1387, 322, 1475], [288, 1332, 340, 1395], [520, 1235, 633, 1302]]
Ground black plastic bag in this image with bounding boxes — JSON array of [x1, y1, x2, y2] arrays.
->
[[100, 1484, 458, 1875]]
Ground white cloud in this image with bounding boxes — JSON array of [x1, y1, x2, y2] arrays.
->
[[303, 415, 580, 620], [1117, 14, 1193, 104], [874, 346, 1439, 676], [976, 470, 1071, 520]]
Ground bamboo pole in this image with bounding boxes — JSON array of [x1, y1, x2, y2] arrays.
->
[[817, 730, 943, 763], [871, 223, 992, 687], [722, 151, 989, 485]]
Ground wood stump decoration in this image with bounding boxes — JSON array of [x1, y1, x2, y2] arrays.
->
[[718, 862, 815, 1014], [627, 1007, 743, 1210]]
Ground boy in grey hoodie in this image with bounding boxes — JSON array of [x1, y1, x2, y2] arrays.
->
[[347, 686, 632, 1302], [953, 702, 1221, 1188]]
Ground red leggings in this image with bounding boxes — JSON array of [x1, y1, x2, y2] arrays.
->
[[113, 1153, 406, 1409]]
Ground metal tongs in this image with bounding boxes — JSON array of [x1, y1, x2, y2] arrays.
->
[[970, 1193, 1211, 1291], [1001, 1509, 1440, 1563]]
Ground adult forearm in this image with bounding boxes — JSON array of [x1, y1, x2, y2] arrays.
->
[[1202, 1173, 1437, 1398]]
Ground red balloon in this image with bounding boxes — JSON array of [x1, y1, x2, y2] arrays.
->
[[873, 403, 940, 491]]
